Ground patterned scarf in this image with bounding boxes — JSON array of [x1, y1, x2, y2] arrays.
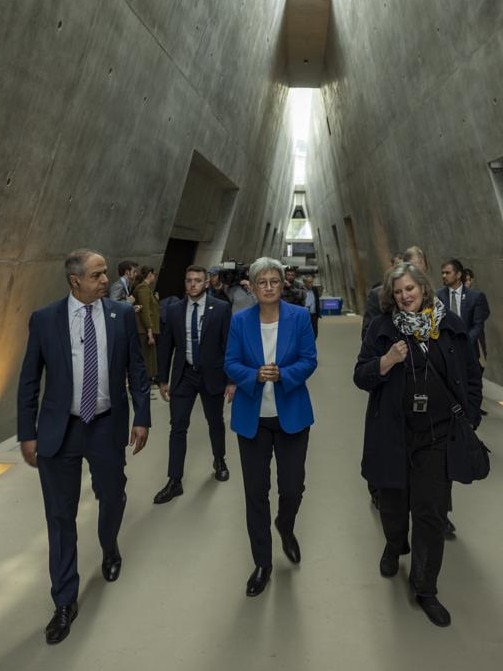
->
[[392, 296, 446, 341]]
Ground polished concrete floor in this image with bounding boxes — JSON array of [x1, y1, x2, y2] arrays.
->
[[1, 315, 502, 671]]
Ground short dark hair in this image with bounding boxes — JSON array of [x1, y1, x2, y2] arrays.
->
[[117, 260, 138, 277], [442, 258, 464, 275], [138, 265, 154, 282], [380, 262, 436, 314], [185, 264, 207, 276], [462, 267, 474, 281]]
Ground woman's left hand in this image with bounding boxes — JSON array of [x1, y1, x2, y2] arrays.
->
[[258, 363, 280, 383]]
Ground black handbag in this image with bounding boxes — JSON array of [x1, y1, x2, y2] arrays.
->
[[427, 358, 490, 484]]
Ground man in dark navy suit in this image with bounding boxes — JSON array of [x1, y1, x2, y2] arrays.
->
[[17, 249, 151, 644], [437, 258, 490, 365], [153, 264, 235, 504]]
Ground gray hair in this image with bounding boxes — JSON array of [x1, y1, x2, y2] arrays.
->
[[65, 248, 103, 285], [248, 257, 285, 284], [380, 262, 436, 314]]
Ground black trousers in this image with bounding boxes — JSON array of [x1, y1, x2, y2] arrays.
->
[[168, 366, 226, 480], [37, 414, 126, 606], [379, 446, 450, 596], [238, 417, 309, 567]]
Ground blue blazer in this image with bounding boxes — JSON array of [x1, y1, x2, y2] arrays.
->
[[224, 300, 317, 439], [17, 297, 151, 457]]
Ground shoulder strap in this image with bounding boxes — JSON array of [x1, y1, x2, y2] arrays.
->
[[426, 355, 465, 418]]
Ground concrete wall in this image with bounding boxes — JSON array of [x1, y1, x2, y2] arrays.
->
[[307, 0, 503, 383], [0, 0, 294, 439]]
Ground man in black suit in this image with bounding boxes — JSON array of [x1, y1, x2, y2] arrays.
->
[[153, 264, 235, 504], [302, 275, 322, 339], [437, 258, 490, 365], [17, 249, 151, 644]]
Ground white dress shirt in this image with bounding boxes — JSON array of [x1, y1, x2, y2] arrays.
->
[[68, 293, 110, 416], [185, 294, 207, 365], [259, 321, 279, 417]]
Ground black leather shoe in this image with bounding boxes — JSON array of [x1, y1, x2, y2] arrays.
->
[[379, 545, 399, 577], [213, 458, 229, 482], [274, 517, 301, 563], [444, 517, 456, 538], [153, 478, 183, 504], [246, 566, 272, 597], [416, 595, 451, 627], [45, 603, 78, 645], [102, 543, 122, 582]]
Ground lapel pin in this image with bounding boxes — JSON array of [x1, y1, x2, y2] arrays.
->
[[209, 306, 214, 310], [111, 312, 116, 318]]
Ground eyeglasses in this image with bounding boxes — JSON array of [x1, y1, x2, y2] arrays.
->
[[255, 278, 282, 289]]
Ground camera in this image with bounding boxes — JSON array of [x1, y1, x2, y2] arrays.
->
[[221, 260, 249, 287], [412, 394, 428, 413]]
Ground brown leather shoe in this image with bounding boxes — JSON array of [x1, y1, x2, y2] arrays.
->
[[45, 603, 78, 645]]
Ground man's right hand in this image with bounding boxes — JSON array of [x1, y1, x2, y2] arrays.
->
[[159, 383, 170, 402], [20, 440, 38, 468]]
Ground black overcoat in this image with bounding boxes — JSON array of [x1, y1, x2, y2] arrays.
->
[[353, 312, 482, 488]]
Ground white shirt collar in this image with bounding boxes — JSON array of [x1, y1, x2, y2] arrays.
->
[[68, 293, 103, 313]]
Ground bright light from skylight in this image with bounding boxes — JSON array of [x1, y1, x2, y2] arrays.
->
[[290, 89, 313, 186]]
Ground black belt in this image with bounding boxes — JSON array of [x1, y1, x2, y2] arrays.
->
[[71, 409, 112, 422], [184, 362, 200, 372]]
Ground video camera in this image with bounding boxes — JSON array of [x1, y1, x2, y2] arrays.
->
[[221, 260, 249, 287]]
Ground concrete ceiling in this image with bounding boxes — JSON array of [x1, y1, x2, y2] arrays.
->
[[285, 0, 330, 87]]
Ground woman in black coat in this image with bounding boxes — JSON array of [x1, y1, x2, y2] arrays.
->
[[354, 262, 481, 628]]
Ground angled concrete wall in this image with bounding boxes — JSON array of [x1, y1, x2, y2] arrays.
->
[[307, 0, 503, 384], [0, 0, 294, 438]]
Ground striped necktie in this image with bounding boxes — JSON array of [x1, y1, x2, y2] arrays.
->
[[80, 304, 98, 423]]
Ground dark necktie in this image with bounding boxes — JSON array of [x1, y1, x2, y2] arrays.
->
[[81, 305, 98, 423], [191, 302, 200, 370], [450, 290, 458, 316]]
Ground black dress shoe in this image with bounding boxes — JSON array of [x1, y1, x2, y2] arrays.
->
[[480, 409, 488, 416], [246, 566, 272, 597], [444, 517, 456, 538], [153, 478, 183, 504], [274, 518, 301, 563], [379, 545, 399, 577], [416, 595, 451, 627], [102, 543, 122, 582], [213, 458, 229, 482], [45, 603, 78, 645]]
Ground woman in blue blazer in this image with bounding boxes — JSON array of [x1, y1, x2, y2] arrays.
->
[[225, 257, 317, 597]]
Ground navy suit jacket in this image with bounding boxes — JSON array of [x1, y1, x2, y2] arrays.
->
[[17, 297, 151, 457], [158, 295, 232, 395], [437, 286, 490, 355], [225, 300, 317, 438]]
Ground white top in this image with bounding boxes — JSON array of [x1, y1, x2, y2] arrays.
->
[[185, 294, 207, 365], [259, 321, 278, 418], [68, 294, 110, 415]]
